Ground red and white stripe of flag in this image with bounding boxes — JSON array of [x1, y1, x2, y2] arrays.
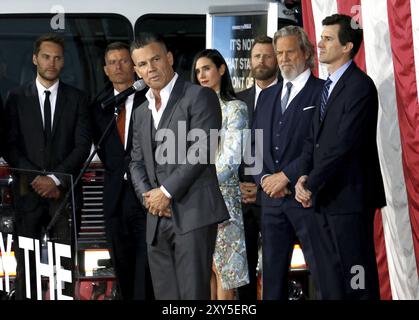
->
[[302, 0, 419, 300]]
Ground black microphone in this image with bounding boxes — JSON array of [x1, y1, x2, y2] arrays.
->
[[101, 79, 147, 109]]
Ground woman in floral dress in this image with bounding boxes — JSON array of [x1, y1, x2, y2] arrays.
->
[[192, 49, 249, 300]]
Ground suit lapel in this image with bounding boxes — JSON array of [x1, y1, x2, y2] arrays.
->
[[247, 86, 256, 126], [27, 82, 45, 133], [261, 83, 282, 171], [99, 89, 124, 151], [144, 109, 157, 183], [157, 78, 185, 131], [317, 62, 355, 136], [126, 91, 146, 153], [281, 75, 315, 153], [52, 82, 65, 138]]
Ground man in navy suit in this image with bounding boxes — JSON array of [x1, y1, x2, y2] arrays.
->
[[236, 35, 278, 300], [90, 42, 153, 300], [295, 14, 386, 299], [252, 26, 342, 300]]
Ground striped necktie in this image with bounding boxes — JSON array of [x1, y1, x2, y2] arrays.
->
[[320, 77, 332, 122], [281, 82, 293, 114]]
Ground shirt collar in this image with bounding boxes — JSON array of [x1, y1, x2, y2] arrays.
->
[[113, 87, 135, 104], [255, 78, 278, 94], [36, 77, 59, 95], [283, 68, 311, 89], [329, 60, 352, 84], [146, 73, 178, 109]]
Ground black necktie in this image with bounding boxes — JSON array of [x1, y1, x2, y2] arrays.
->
[[320, 78, 332, 122], [281, 82, 293, 114], [44, 90, 52, 143]]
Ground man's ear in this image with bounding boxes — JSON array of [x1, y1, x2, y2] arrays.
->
[[167, 51, 174, 66], [103, 65, 109, 77], [32, 54, 38, 66], [343, 42, 354, 56]]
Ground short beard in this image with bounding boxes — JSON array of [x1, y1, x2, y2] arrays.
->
[[280, 68, 299, 81], [38, 70, 59, 82], [252, 66, 278, 81]]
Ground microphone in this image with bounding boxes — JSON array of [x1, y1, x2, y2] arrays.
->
[[101, 79, 147, 109]]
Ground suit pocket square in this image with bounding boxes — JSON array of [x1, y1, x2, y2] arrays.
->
[[303, 106, 316, 111]]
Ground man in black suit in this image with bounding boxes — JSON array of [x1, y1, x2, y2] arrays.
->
[[236, 35, 278, 300], [252, 26, 343, 300], [295, 14, 386, 299], [90, 42, 153, 300], [4, 33, 91, 299], [129, 33, 229, 299]]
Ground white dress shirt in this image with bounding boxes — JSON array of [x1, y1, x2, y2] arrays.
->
[[260, 68, 311, 185], [35, 78, 61, 186], [144, 73, 179, 198], [254, 78, 278, 109], [281, 68, 311, 112], [36, 78, 59, 128], [146, 73, 178, 129]]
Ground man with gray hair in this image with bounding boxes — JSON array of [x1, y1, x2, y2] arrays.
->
[[252, 25, 342, 299], [90, 41, 152, 300], [129, 33, 229, 299]]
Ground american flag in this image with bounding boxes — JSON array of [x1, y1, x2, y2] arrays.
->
[[301, 0, 419, 299]]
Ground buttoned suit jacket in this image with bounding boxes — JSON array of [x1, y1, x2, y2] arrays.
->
[[300, 62, 386, 213], [129, 77, 229, 244], [252, 74, 324, 207], [5, 80, 91, 211]]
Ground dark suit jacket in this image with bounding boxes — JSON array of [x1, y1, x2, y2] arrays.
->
[[129, 78, 229, 243], [236, 86, 255, 183], [252, 74, 323, 207], [4, 81, 91, 210], [90, 88, 147, 218], [237, 86, 256, 128], [300, 62, 386, 214]]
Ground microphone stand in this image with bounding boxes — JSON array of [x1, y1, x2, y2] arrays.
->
[[43, 99, 125, 300], [46, 102, 125, 233]]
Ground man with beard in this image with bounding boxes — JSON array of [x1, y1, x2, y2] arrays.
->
[[252, 26, 342, 299], [4, 33, 91, 299], [236, 35, 278, 300]]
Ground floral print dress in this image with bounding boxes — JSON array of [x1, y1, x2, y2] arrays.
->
[[213, 95, 250, 290]]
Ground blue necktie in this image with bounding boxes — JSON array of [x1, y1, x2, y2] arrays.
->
[[281, 82, 293, 114], [320, 78, 332, 122]]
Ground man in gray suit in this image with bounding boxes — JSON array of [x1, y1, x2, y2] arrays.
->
[[129, 33, 229, 300]]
